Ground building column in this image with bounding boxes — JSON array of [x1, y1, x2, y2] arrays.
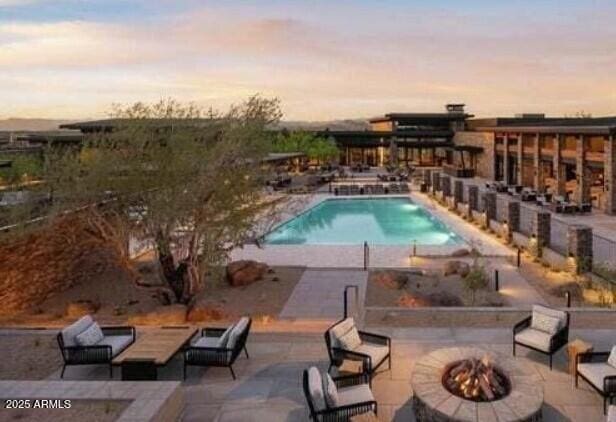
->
[[605, 135, 616, 214], [533, 133, 544, 191], [568, 225, 593, 273], [553, 134, 566, 196], [468, 185, 479, 211], [503, 136, 510, 185], [454, 180, 464, 205], [530, 211, 551, 258], [517, 134, 523, 185], [389, 138, 398, 167], [575, 135, 591, 205]]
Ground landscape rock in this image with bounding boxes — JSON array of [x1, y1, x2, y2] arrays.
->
[[396, 293, 430, 308], [65, 300, 100, 318], [372, 270, 409, 290], [128, 304, 187, 325], [443, 260, 470, 277], [226, 260, 268, 287]]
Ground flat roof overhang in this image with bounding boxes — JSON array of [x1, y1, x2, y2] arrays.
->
[[369, 113, 473, 124], [478, 126, 616, 136]]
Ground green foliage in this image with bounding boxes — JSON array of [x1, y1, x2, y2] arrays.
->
[[273, 131, 338, 163], [0, 153, 43, 185], [33, 96, 288, 303], [462, 244, 489, 305]]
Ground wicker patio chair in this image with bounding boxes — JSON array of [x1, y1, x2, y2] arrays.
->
[[513, 305, 569, 370], [183, 317, 251, 380], [576, 348, 616, 414], [303, 367, 377, 421], [57, 315, 135, 379]]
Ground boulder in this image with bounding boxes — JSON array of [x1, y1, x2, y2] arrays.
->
[[396, 293, 430, 308], [65, 300, 100, 318], [443, 260, 470, 277], [451, 248, 470, 257], [187, 304, 226, 322], [372, 270, 408, 290], [226, 260, 268, 287], [128, 304, 187, 325]]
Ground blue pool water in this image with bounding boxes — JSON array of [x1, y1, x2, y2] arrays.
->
[[263, 198, 462, 245]]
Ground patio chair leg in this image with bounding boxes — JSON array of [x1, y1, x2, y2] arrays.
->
[[229, 366, 236, 380], [388, 355, 391, 370], [60, 364, 66, 379], [512, 343, 516, 356], [244, 346, 250, 359]]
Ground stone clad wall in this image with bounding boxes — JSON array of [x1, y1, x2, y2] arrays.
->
[[0, 219, 116, 315], [452, 131, 495, 179]]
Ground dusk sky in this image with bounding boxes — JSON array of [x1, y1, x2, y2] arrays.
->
[[1, 0, 615, 120]]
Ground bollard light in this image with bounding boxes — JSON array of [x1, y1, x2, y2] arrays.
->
[[494, 269, 500, 292], [565, 291, 571, 308]]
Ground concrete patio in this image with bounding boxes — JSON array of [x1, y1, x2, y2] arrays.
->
[[36, 327, 614, 422]]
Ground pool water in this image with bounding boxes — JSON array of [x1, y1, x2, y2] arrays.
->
[[263, 198, 462, 245]]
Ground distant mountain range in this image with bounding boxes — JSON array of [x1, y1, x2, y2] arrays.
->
[[0, 118, 370, 132]]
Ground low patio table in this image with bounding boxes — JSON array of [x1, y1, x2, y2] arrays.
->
[[566, 338, 593, 375], [113, 326, 197, 380]]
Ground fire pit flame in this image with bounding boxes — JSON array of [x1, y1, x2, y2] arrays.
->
[[442, 356, 510, 402]]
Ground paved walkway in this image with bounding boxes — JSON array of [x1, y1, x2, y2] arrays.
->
[[279, 269, 368, 320]]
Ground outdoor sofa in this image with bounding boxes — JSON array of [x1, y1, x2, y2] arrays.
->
[[183, 316, 252, 380], [575, 346, 616, 414], [325, 317, 391, 383], [303, 366, 377, 421], [513, 305, 569, 370], [57, 315, 135, 378]]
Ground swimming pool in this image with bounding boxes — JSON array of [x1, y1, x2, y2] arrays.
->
[[263, 197, 463, 245]]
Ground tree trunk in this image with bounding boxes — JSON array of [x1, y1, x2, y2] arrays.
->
[[156, 232, 204, 304]]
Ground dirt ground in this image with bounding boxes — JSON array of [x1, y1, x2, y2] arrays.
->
[[0, 332, 62, 380], [0, 400, 130, 422], [366, 269, 506, 308], [0, 252, 304, 327]]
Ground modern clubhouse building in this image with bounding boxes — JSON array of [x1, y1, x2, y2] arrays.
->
[[319, 104, 616, 215]]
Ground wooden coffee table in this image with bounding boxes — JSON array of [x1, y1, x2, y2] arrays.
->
[[113, 326, 197, 380]]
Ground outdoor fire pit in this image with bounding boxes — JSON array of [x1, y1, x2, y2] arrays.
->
[[411, 347, 543, 422]]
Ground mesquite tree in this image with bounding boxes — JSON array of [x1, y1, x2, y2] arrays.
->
[[44, 96, 288, 304]]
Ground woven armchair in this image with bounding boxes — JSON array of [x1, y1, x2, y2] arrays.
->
[[576, 351, 616, 414], [325, 318, 391, 383], [184, 317, 251, 380], [57, 316, 135, 379], [303, 369, 377, 421], [513, 305, 569, 369]]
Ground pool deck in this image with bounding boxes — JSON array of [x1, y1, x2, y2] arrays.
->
[[231, 190, 513, 268]]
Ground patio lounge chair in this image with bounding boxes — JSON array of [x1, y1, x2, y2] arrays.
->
[[521, 189, 537, 202], [303, 367, 377, 421], [576, 347, 616, 414], [325, 318, 391, 383], [184, 317, 252, 379], [389, 183, 400, 194], [513, 305, 569, 370], [183, 317, 252, 380], [57, 315, 135, 378]]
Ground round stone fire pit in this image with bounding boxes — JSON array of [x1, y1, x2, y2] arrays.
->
[[411, 347, 543, 422]]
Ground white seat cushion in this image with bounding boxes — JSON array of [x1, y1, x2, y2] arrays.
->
[[329, 318, 355, 349], [515, 328, 552, 353], [531, 305, 566, 332], [307, 367, 325, 411], [354, 343, 389, 367], [194, 337, 220, 348], [323, 373, 339, 408], [217, 325, 234, 348], [577, 363, 616, 392], [337, 384, 374, 407], [61, 315, 94, 347], [97, 335, 133, 357], [339, 327, 362, 351], [75, 322, 104, 346], [608, 346, 616, 368], [227, 317, 250, 350]]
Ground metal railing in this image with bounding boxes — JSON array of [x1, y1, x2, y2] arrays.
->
[[343, 285, 360, 320], [363, 241, 370, 270]]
